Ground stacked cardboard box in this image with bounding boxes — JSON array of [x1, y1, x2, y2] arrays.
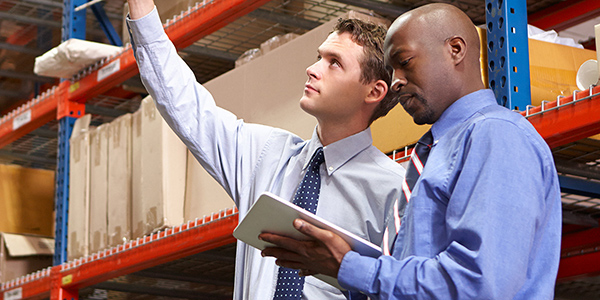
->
[[68, 115, 92, 261], [89, 124, 109, 254], [133, 97, 187, 238], [0, 233, 53, 282], [0, 165, 55, 236], [108, 114, 132, 247]]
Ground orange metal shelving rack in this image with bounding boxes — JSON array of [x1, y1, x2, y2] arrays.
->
[[1, 209, 238, 300]]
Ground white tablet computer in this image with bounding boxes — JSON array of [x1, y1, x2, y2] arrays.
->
[[233, 191, 382, 290]]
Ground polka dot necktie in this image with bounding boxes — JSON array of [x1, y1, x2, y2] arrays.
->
[[383, 130, 433, 255], [273, 147, 325, 299]]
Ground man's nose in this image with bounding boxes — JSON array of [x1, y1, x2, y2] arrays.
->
[[391, 70, 407, 91], [306, 62, 321, 80]]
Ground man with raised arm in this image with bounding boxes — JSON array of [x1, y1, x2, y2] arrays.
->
[[125, 0, 405, 299]]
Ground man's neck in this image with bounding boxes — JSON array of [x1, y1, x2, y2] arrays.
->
[[316, 121, 368, 146]]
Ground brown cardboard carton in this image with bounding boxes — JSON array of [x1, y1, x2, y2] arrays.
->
[[529, 39, 597, 106], [184, 150, 235, 222], [68, 114, 91, 260], [89, 124, 109, 254], [132, 97, 187, 238], [107, 114, 132, 247], [0, 233, 53, 282], [0, 165, 54, 237], [131, 110, 143, 239]]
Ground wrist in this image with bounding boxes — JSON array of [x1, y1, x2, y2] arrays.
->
[[127, 0, 154, 19]]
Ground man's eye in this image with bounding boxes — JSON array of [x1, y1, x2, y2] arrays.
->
[[399, 58, 411, 67], [331, 59, 340, 67]]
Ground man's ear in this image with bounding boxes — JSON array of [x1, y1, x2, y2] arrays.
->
[[447, 36, 467, 65], [366, 80, 388, 104]]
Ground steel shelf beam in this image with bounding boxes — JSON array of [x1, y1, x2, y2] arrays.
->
[[0, 268, 52, 300], [558, 227, 600, 281], [59, 211, 237, 291], [0, 82, 67, 149], [522, 86, 600, 149], [529, 0, 600, 32], [559, 175, 600, 199]]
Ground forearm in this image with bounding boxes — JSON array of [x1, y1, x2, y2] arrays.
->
[[127, 0, 155, 19]]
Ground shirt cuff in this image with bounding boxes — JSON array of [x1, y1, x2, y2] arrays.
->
[[126, 6, 166, 46], [338, 251, 380, 294]]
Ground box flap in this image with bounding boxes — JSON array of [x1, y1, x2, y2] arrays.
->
[[1, 233, 54, 257]]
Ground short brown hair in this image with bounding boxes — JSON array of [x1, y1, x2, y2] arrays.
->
[[333, 18, 398, 124]]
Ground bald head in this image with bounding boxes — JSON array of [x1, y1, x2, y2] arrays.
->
[[387, 3, 481, 72], [383, 3, 485, 125]]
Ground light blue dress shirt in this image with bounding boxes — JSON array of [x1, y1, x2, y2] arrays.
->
[[339, 89, 562, 299], [127, 8, 405, 300]]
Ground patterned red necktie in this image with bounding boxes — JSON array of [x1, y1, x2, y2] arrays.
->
[[383, 131, 433, 255]]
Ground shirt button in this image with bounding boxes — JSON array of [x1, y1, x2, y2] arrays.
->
[[328, 166, 333, 171]]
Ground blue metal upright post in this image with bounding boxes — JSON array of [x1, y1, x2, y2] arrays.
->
[[54, 117, 77, 265], [62, 0, 87, 41], [485, 0, 531, 110], [54, 0, 88, 265]]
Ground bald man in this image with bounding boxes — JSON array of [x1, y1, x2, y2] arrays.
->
[[260, 3, 562, 299]]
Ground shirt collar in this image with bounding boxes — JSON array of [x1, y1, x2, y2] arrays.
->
[[431, 89, 497, 142], [303, 127, 373, 176]]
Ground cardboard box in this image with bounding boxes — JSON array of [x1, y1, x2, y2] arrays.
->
[[68, 115, 91, 260], [107, 114, 132, 247], [131, 110, 143, 239], [0, 233, 53, 282], [184, 150, 235, 222], [89, 124, 109, 254], [529, 39, 597, 106], [132, 97, 187, 238], [0, 165, 55, 237]]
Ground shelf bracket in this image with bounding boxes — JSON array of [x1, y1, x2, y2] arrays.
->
[[90, 2, 123, 46]]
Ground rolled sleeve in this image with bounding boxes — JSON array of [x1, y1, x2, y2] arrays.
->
[[127, 7, 165, 46]]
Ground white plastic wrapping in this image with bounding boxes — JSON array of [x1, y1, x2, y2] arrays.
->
[[34, 38, 122, 78]]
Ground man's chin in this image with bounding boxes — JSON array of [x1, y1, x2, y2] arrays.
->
[[299, 99, 314, 115]]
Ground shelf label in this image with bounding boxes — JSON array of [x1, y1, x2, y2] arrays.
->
[[4, 287, 22, 300], [97, 59, 121, 82], [62, 274, 73, 285], [12, 109, 31, 131], [69, 81, 80, 93]]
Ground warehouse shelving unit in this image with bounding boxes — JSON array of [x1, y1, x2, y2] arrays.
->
[[1, 0, 600, 299]]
